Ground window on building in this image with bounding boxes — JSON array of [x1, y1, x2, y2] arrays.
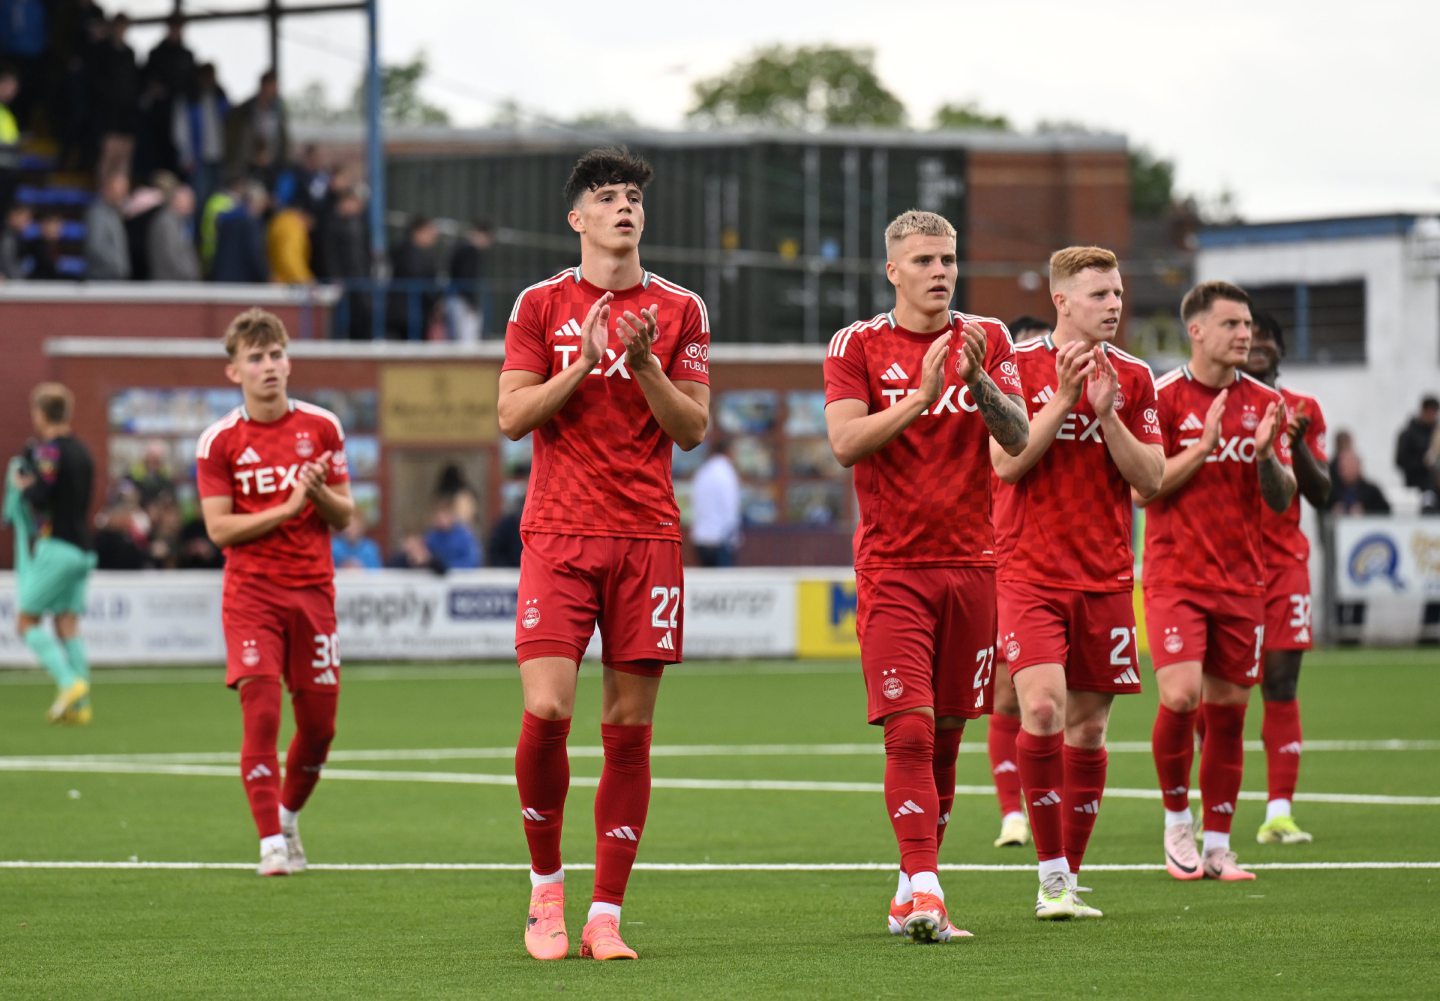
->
[[1248, 280, 1366, 363]]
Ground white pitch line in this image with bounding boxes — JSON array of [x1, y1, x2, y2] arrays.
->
[[2, 860, 1437, 873], [0, 758, 1434, 806], [1, 737, 1433, 768]]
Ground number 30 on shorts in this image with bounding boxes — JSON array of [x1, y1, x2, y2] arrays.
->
[[312, 632, 341, 669]]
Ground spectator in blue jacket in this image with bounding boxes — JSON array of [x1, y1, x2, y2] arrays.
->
[[423, 498, 481, 571]]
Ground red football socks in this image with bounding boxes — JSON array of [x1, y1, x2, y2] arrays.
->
[[883, 713, 939, 878], [1199, 702, 1248, 834], [1062, 745, 1108, 874], [1017, 729, 1065, 862], [1262, 698, 1303, 804], [515, 711, 571, 876], [281, 690, 337, 814], [239, 678, 283, 838], [592, 723, 652, 906], [988, 713, 1023, 819], [932, 726, 964, 850], [1153, 705, 1198, 813]]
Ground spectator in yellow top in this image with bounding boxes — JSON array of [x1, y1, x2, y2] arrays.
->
[[267, 205, 313, 284]]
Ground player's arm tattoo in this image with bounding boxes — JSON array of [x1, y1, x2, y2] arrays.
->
[[972, 374, 1028, 454], [1257, 452, 1297, 513]]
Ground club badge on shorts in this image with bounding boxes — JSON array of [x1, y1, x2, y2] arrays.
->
[[881, 667, 903, 700]]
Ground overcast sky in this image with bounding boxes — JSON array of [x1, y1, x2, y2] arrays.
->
[[120, 0, 1439, 222]]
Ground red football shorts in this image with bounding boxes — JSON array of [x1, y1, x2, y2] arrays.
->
[[222, 572, 339, 691], [996, 580, 1142, 694], [855, 566, 997, 725], [516, 532, 683, 671], [1143, 585, 1264, 687], [1263, 563, 1314, 652]]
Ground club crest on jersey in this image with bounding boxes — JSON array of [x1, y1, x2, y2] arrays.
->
[[1241, 405, 1259, 431], [521, 598, 541, 630], [295, 432, 315, 458], [880, 667, 903, 700], [1113, 387, 1126, 411], [241, 638, 261, 668], [1163, 626, 1183, 655]]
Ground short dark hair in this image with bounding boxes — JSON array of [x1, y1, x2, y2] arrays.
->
[[31, 383, 74, 424], [1250, 309, 1286, 356], [1423, 395, 1440, 412], [1007, 315, 1052, 339], [563, 147, 653, 208], [1181, 280, 1250, 323]]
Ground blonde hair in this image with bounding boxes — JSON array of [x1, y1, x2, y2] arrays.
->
[[884, 210, 956, 256], [223, 307, 290, 358], [31, 383, 75, 424], [1049, 246, 1118, 291]]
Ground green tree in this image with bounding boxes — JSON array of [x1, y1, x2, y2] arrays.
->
[[350, 53, 451, 126], [688, 45, 905, 130], [1128, 146, 1177, 218], [932, 101, 1010, 131]]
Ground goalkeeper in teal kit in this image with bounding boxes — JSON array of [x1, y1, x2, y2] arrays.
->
[[4, 383, 97, 723]]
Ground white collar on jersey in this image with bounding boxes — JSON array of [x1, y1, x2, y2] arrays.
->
[[240, 400, 296, 422], [573, 266, 653, 289]]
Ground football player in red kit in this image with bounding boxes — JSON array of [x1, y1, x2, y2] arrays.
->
[[824, 209, 1028, 942], [196, 308, 353, 876], [1140, 282, 1294, 882], [992, 247, 1164, 918], [1242, 310, 1330, 845], [499, 147, 710, 961]]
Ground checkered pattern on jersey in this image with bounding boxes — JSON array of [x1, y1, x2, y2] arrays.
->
[[1262, 386, 1327, 568], [995, 340, 1162, 591], [1142, 369, 1284, 595], [503, 269, 710, 542], [196, 401, 348, 587], [824, 311, 1020, 569]]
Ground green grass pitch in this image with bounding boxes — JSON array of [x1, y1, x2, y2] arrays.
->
[[2, 648, 1437, 999]]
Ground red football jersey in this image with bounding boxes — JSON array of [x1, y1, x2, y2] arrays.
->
[[503, 267, 710, 542], [196, 400, 349, 588], [824, 310, 1022, 570], [1262, 385, 1326, 569], [994, 337, 1162, 591], [1142, 367, 1285, 595]]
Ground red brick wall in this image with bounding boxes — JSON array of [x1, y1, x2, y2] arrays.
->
[[965, 149, 1131, 332]]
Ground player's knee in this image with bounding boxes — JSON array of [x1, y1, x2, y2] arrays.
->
[[883, 711, 935, 760], [1066, 716, 1108, 749], [1021, 695, 1064, 734], [526, 697, 574, 722]]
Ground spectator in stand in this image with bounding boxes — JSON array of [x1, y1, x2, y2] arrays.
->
[[141, 15, 194, 175], [200, 171, 242, 276], [447, 219, 494, 341], [1331, 446, 1391, 516], [424, 498, 481, 571], [689, 437, 743, 567], [177, 514, 224, 569], [84, 171, 131, 280], [332, 514, 382, 571], [93, 500, 150, 570], [173, 63, 229, 211], [94, 13, 140, 184], [321, 187, 371, 339], [123, 169, 175, 282], [226, 68, 290, 182], [293, 144, 330, 218], [267, 203, 313, 284], [386, 531, 446, 574], [388, 216, 441, 339], [0, 64, 19, 220], [487, 492, 524, 568], [148, 183, 200, 282], [0, 0, 45, 131], [0, 202, 29, 279], [144, 494, 184, 569], [211, 180, 269, 283], [1395, 395, 1440, 513], [25, 211, 65, 280], [126, 440, 177, 506]]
